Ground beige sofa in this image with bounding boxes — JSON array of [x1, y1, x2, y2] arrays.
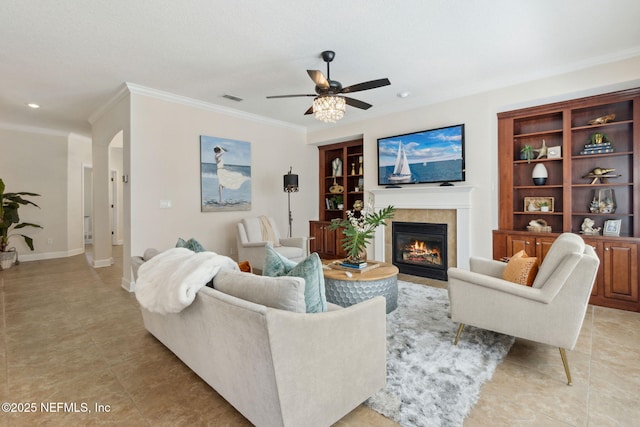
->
[[138, 268, 387, 427]]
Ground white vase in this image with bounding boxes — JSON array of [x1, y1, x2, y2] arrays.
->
[[532, 163, 548, 185]]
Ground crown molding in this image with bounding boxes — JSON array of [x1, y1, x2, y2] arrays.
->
[[0, 122, 71, 138], [88, 83, 130, 125], [124, 82, 307, 134]]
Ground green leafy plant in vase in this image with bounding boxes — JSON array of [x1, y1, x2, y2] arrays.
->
[[0, 178, 42, 269], [520, 145, 534, 163], [329, 204, 395, 264]]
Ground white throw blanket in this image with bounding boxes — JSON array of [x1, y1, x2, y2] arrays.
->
[[135, 248, 239, 314]]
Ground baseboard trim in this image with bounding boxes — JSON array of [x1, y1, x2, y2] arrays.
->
[[93, 258, 113, 268], [19, 248, 85, 262], [122, 278, 135, 292]]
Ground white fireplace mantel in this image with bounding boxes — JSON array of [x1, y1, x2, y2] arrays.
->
[[371, 185, 474, 270]]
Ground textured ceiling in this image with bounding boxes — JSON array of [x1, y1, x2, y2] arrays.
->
[[1, 0, 639, 136]]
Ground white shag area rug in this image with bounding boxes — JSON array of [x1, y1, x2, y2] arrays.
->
[[365, 281, 514, 427]]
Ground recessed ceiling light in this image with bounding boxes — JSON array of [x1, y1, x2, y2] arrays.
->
[[397, 92, 410, 99], [27, 103, 40, 109]]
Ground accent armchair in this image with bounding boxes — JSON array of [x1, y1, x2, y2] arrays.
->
[[236, 216, 307, 272], [448, 233, 599, 385]]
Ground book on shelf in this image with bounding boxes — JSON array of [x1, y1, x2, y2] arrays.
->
[[580, 147, 614, 155], [583, 141, 612, 149]]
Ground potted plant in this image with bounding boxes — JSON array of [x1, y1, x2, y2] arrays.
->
[[520, 145, 534, 163], [0, 179, 42, 269], [538, 201, 550, 212], [331, 195, 344, 210], [329, 204, 395, 264]]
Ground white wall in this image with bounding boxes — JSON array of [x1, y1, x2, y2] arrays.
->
[[0, 127, 91, 260], [128, 89, 316, 260], [308, 55, 640, 259], [68, 133, 92, 254]]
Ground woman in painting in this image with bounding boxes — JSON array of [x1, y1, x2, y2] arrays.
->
[[214, 145, 249, 204]]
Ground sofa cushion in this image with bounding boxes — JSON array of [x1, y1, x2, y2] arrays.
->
[[263, 244, 327, 313], [237, 260, 253, 273], [143, 248, 160, 261], [213, 270, 306, 313], [502, 250, 538, 286], [176, 237, 206, 252]]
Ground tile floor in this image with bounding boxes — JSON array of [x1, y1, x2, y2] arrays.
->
[[0, 248, 638, 426]]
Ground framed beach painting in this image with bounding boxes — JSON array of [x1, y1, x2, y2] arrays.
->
[[200, 135, 251, 212]]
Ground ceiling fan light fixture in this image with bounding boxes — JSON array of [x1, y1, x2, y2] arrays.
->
[[313, 96, 346, 123]]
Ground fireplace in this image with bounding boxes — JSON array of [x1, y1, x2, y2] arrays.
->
[[392, 221, 448, 281]]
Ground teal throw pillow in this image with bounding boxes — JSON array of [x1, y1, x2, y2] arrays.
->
[[176, 237, 206, 252], [263, 244, 327, 313]]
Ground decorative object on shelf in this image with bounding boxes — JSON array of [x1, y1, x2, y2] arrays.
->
[[534, 139, 548, 159], [581, 133, 614, 155], [330, 194, 344, 210], [531, 163, 548, 185], [358, 156, 363, 175], [328, 204, 395, 265], [524, 196, 554, 212], [582, 167, 619, 184], [526, 219, 551, 233], [520, 144, 534, 163], [358, 178, 364, 191], [332, 157, 342, 177], [0, 178, 42, 270], [329, 178, 344, 194], [589, 188, 616, 213], [580, 218, 601, 235], [283, 167, 299, 237], [587, 114, 615, 125], [603, 219, 622, 236], [547, 146, 562, 158], [351, 163, 356, 175]]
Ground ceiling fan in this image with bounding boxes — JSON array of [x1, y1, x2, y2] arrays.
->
[[266, 50, 391, 121]]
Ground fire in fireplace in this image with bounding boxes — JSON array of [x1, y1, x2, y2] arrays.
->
[[392, 221, 448, 281]]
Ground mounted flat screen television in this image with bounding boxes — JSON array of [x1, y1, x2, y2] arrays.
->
[[377, 124, 465, 186]]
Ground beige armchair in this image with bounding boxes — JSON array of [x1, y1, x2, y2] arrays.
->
[[236, 216, 307, 271], [448, 233, 599, 385]]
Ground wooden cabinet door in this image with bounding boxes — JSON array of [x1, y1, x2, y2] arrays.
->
[[603, 241, 639, 303], [506, 235, 534, 257], [534, 237, 556, 264], [582, 238, 604, 297], [309, 221, 343, 259], [309, 221, 323, 254], [323, 225, 338, 257]]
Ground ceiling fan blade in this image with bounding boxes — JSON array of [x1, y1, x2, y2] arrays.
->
[[341, 78, 391, 94], [344, 97, 372, 110], [266, 94, 316, 99], [307, 70, 329, 89], [304, 106, 314, 115]]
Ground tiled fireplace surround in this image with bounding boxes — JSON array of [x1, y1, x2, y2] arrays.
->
[[372, 186, 473, 273]]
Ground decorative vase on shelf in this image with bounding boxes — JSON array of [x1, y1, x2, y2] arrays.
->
[[532, 163, 548, 185], [590, 188, 616, 214]]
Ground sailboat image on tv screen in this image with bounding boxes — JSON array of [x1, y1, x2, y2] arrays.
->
[[387, 142, 413, 184]]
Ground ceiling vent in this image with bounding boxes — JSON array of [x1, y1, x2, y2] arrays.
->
[[222, 94, 243, 102]]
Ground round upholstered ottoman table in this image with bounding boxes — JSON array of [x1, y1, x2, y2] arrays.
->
[[323, 261, 399, 314]]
